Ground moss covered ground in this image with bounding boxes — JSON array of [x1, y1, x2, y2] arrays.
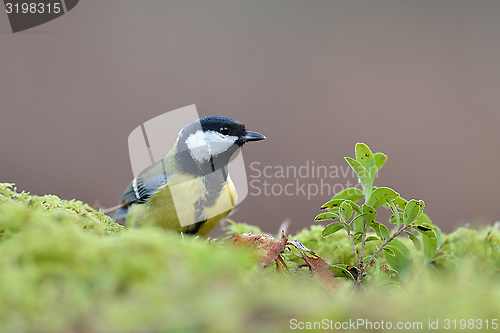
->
[[1, 183, 499, 332]]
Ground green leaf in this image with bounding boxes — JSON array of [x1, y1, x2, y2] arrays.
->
[[366, 187, 400, 209], [339, 200, 354, 222], [384, 245, 411, 283], [388, 214, 404, 226], [345, 157, 372, 197], [418, 200, 425, 221], [387, 198, 402, 229], [352, 215, 364, 233], [414, 212, 431, 226], [365, 235, 380, 242], [413, 224, 436, 239], [371, 221, 382, 239], [403, 199, 424, 226], [321, 222, 345, 237], [362, 204, 377, 230], [355, 143, 377, 180], [422, 233, 438, 265], [314, 212, 340, 222], [332, 188, 364, 202], [383, 247, 395, 256], [405, 231, 422, 251], [320, 199, 345, 210], [353, 232, 363, 245], [379, 223, 390, 241], [328, 264, 356, 281], [372, 256, 381, 276], [374, 152, 387, 170], [433, 224, 443, 248], [348, 201, 363, 213], [393, 197, 408, 210], [349, 214, 364, 226], [388, 239, 412, 262]]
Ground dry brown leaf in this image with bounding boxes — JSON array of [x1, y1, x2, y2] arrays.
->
[[230, 232, 287, 268], [230, 231, 340, 291]]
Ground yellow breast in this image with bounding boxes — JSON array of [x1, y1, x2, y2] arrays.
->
[[126, 174, 237, 237]]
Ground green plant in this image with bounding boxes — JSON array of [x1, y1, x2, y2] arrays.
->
[[314, 143, 441, 287]]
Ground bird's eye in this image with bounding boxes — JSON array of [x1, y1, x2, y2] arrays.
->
[[219, 126, 230, 135]]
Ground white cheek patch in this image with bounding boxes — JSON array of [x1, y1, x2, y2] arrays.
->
[[186, 130, 238, 163], [186, 130, 211, 163], [205, 131, 238, 156]]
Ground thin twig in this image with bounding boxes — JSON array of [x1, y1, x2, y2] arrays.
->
[[275, 256, 290, 277], [345, 225, 359, 266], [277, 218, 291, 236], [355, 220, 370, 286], [363, 223, 414, 270], [277, 255, 290, 272], [100, 201, 130, 215]]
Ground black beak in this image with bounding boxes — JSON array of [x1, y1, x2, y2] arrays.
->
[[241, 131, 266, 143]]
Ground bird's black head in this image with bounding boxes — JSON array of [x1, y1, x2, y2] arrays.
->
[[175, 116, 265, 175], [198, 116, 265, 147]]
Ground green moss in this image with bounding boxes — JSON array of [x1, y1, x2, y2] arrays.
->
[[0, 183, 122, 240], [436, 225, 500, 277], [221, 219, 263, 235], [2, 183, 500, 332]]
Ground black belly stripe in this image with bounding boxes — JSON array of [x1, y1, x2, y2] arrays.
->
[[184, 219, 207, 235], [209, 155, 215, 172]]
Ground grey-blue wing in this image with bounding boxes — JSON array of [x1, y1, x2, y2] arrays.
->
[[107, 173, 169, 220], [119, 174, 169, 205]]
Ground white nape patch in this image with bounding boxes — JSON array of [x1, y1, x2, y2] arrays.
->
[[186, 130, 238, 163]]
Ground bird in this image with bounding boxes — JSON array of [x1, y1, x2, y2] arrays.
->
[[112, 116, 265, 237]]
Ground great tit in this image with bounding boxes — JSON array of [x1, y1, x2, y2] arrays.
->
[[114, 116, 265, 237]]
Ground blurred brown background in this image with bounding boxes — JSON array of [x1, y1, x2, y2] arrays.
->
[[1, 1, 500, 235]]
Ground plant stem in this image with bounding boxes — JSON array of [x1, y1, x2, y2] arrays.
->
[[363, 223, 414, 270], [355, 221, 370, 287], [345, 226, 359, 267]]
